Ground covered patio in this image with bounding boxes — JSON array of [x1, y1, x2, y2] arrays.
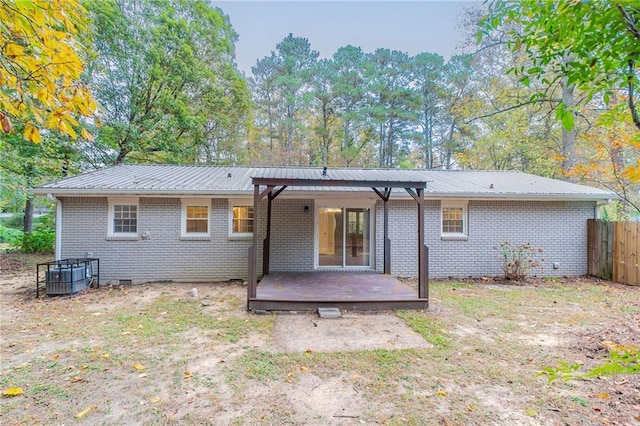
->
[[247, 167, 429, 312], [251, 272, 428, 311]]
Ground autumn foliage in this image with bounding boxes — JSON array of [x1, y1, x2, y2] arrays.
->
[[0, 0, 97, 142], [568, 107, 640, 213]]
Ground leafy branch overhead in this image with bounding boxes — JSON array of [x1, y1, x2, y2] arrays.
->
[[479, 1, 640, 132], [0, 0, 98, 142]]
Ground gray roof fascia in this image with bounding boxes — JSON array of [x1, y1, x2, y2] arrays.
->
[[409, 192, 615, 202], [32, 187, 616, 202], [251, 177, 426, 189], [30, 188, 254, 197], [250, 188, 615, 202]]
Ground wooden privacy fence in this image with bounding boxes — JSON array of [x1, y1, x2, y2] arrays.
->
[[587, 219, 639, 285]]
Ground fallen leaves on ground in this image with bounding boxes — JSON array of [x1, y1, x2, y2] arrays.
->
[[0, 256, 25, 274], [2, 387, 23, 397], [75, 405, 96, 419]]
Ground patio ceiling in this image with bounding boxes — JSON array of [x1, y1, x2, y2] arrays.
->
[[247, 167, 428, 311]]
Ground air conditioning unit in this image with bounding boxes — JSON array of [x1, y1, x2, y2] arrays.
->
[[46, 265, 88, 295], [37, 258, 99, 298]]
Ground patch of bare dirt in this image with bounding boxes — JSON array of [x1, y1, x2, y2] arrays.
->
[[2, 256, 640, 425], [273, 312, 432, 352]]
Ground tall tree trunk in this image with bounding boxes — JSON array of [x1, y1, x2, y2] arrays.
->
[[342, 102, 352, 152], [561, 77, 577, 179], [267, 100, 275, 152], [423, 125, 431, 169], [423, 107, 433, 169], [625, 59, 640, 131], [321, 105, 329, 167], [115, 136, 132, 165], [115, 149, 128, 165], [445, 122, 456, 169], [378, 123, 385, 167], [286, 105, 294, 154], [343, 119, 351, 151], [23, 196, 33, 233], [610, 142, 631, 218], [386, 122, 395, 167]]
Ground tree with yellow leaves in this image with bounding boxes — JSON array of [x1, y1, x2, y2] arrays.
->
[[0, 0, 96, 142], [569, 106, 640, 217]]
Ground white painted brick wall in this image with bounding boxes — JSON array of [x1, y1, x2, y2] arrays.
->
[[376, 199, 595, 278], [60, 197, 253, 283], [265, 199, 315, 272], [60, 196, 594, 283]]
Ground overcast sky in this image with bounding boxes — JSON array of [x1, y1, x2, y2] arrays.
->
[[212, 1, 478, 75]]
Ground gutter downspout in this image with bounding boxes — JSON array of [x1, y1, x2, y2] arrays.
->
[[47, 194, 62, 260], [595, 198, 613, 219]]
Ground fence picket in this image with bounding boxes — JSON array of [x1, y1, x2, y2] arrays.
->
[[588, 219, 639, 286]]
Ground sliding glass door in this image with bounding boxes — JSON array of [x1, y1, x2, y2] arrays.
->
[[319, 207, 370, 268]]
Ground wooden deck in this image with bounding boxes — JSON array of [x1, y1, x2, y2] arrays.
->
[[249, 272, 429, 311]]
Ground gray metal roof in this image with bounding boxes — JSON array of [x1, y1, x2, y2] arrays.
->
[[251, 167, 427, 188], [34, 165, 256, 194], [252, 167, 426, 181], [32, 164, 616, 201]]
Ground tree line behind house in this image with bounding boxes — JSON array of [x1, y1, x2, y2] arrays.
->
[[1, 0, 638, 229]]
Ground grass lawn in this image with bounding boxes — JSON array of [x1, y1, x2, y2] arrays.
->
[[0, 253, 638, 425]]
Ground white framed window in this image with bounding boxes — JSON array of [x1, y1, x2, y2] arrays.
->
[[108, 198, 139, 237], [441, 201, 468, 237], [229, 201, 254, 236], [181, 199, 210, 237]]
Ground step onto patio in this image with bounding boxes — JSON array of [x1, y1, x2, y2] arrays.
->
[[317, 307, 342, 319]]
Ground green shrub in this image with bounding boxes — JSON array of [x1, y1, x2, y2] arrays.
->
[[0, 214, 24, 229], [0, 224, 23, 243], [34, 212, 55, 230], [9, 229, 55, 253], [0, 211, 54, 232]]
